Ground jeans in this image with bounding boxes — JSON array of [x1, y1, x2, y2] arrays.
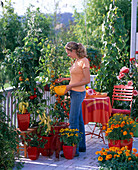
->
[[69, 90, 86, 155]]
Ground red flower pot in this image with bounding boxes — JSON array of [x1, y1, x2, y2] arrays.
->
[[27, 146, 39, 160], [39, 135, 54, 156], [52, 122, 69, 134], [108, 138, 133, 151], [63, 145, 76, 159], [17, 113, 30, 131]]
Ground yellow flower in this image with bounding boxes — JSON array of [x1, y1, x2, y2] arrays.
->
[[117, 150, 122, 155]]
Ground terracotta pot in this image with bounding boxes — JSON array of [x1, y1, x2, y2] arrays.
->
[[38, 135, 54, 156], [108, 138, 133, 151], [27, 146, 39, 160], [17, 113, 30, 131], [63, 145, 76, 159], [52, 122, 69, 134]]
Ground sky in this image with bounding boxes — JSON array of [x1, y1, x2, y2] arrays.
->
[[3, 0, 84, 15]]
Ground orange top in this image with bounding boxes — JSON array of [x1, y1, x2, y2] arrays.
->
[[69, 57, 90, 92]]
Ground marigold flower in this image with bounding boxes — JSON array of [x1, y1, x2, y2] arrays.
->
[[106, 154, 112, 160], [123, 131, 127, 135], [132, 148, 137, 153], [135, 153, 138, 157], [121, 147, 125, 151], [98, 156, 103, 161], [125, 151, 130, 156], [117, 150, 122, 155], [117, 155, 120, 157], [95, 151, 99, 155], [128, 157, 131, 161], [103, 152, 107, 155], [102, 126, 106, 130]]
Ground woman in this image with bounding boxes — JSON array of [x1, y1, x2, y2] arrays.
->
[[57, 41, 90, 156]]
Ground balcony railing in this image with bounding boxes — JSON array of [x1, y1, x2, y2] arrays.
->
[[1, 75, 97, 127]]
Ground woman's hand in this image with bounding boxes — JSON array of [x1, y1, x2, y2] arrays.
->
[[55, 77, 70, 83], [55, 77, 65, 83], [66, 85, 72, 92]]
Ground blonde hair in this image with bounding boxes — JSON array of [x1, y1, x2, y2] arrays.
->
[[65, 41, 87, 58]]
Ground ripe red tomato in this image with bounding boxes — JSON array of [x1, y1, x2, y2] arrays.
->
[[29, 95, 34, 100], [34, 94, 37, 98], [18, 71, 22, 74], [34, 88, 36, 91]]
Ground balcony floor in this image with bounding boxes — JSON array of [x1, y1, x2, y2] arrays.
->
[[15, 124, 138, 170]]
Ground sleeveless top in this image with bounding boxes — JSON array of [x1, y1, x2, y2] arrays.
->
[[69, 57, 90, 92]]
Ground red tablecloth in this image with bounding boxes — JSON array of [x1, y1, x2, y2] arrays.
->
[[82, 97, 112, 125]]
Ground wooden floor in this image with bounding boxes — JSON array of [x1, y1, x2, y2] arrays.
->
[[15, 124, 138, 170]]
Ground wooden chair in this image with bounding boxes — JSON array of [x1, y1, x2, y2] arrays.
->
[[16, 127, 38, 157], [111, 85, 134, 116]]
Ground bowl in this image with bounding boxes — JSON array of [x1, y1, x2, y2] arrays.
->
[[54, 85, 67, 96]]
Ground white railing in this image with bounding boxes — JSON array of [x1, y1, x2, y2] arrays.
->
[[1, 87, 56, 127], [1, 75, 96, 127]]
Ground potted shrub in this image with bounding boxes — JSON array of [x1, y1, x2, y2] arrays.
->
[[104, 113, 137, 151], [37, 112, 54, 157], [24, 133, 47, 160], [95, 146, 138, 170], [17, 101, 30, 131], [59, 128, 82, 159]]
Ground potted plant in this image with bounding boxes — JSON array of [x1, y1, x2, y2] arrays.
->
[[104, 113, 136, 151], [17, 101, 30, 131], [24, 133, 47, 160], [59, 128, 82, 159], [95, 146, 138, 170], [37, 111, 54, 157]]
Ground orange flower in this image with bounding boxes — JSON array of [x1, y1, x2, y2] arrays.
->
[[114, 154, 117, 158], [102, 126, 106, 130], [117, 155, 120, 157], [129, 132, 133, 136], [125, 151, 130, 156], [103, 152, 107, 155], [115, 124, 119, 128], [117, 150, 122, 155], [123, 131, 127, 135], [95, 151, 99, 155], [98, 156, 103, 161], [128, 157, 131, 161], [105, 154, 112, 160], [132, 148, 137, 153], [121, 147, 125, 151], [135, 153, 138, 157]]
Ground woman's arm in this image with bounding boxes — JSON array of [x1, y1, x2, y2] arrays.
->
[[55, 77, 70, 83], [66, 67, 90, 91]]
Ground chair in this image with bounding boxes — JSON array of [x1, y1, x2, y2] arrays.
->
[[111, 85, 134, 116]]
